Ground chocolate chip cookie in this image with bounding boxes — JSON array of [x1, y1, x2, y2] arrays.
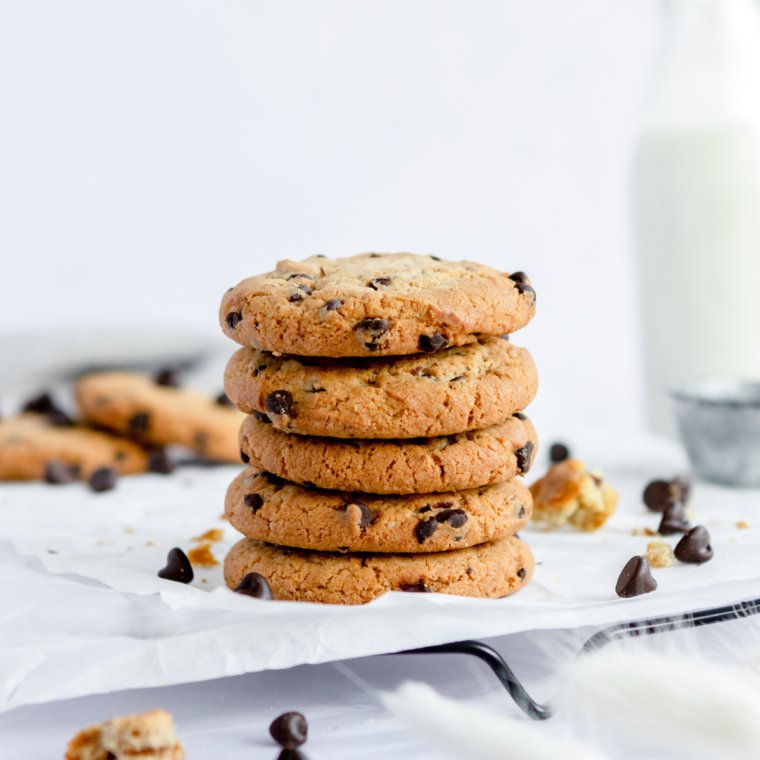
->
[[225, 337, 537, 439], [225, 467, 532, 553], [75, 372, 245, 463], [239, 414, 538, 494], [224, 534, 534, 604], [220, 253, 536, 357], [0, 414, 148, 481]]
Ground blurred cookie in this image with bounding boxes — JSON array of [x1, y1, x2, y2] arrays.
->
[[220, 253, 536, 357], [225, 467, 532, 553], [225, 337, 538, 439], [0, 414, 147, 481], [529, 458, 618, 531], [224, 535, 534, 604], [75, 372, 244, 463]]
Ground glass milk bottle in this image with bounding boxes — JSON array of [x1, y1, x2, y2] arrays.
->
[[634, 0, 760, 435]]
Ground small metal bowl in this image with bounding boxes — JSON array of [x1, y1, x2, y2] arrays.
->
[[671, 378, 760, 487]]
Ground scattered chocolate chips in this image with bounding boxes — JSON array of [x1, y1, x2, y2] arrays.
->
[[265, 390, 294, 417], [342, 502, 373, 528], [419, 333, 449, 353], [550, 443, 570, 463], [642, 480, 674, 512], [515, 441, 535, 474], [416, 518, 438, 543], [323, 298, 342, 311], [517, 568, 527, 579], [402, 582, 432, 593], [615, 556, 657, 598], [508, 271, 527, 284], [354, 318, 390, 350], [270, 711, 308, 748], [253, 410, 272, 424], [44, 460, 76, 484], [240, 450, 250, 464], [675, 526, 714, 564], [129, 412, 150, 434], [245, 493, 263, 512], [148, 449, 175, 474], [225, 309, 243, 328], [89, 466, 117, 493], [234, 572, 274, 600], [436, 508, 468, 528], [513, 412, 528, 421], [155, 368, 179, 387], [158, 547, 194, 583], [658, 501, 690, 535]]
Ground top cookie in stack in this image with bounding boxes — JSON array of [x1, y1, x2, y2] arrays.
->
[[219, 253, 539, 605]]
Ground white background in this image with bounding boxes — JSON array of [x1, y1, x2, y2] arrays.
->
[[0, 1, 660, 430]]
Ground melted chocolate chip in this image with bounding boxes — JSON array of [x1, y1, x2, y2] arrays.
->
[[416, 518, 438, 543], [89, 466, 117, 493], [515, 441, 535, 474], [658, 501, 690, 535], [288, 292, 304, 303], [643, 480, 674, 512], [675, 526, 714, 564], [323, 298, 342, 311], [215, 392, 234, 407], [129, 412, 150, 434], [240, 449, 250, 464], [253, 410, 272, 424], [155, 368, 179, 387], [354, 318, 390, 349], [270, 712, 308, 748], [517, 568, 527, 579], [615, 556, 657, 598], [265, 390, 294, 417], [148, 449, 175, 474], [341, 502, 373, 528], [549, 443, 570, 463], [402, 582, 432, 593], [513, 412, 528, 421], [435, 508, 468, 528], [245, 493, 263, 512], [225, 309, 243, 328], [234, 572, 274, 599], [158, 547, 194, 583], [419, 333, 449, 353], [508, 271, 527, 284], [44, 460, 76, 484], [368, 276, 392, 289]]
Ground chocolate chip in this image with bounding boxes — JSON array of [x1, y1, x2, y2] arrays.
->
[[500, 334, 511, 341], [287, 273, 313, 281], [615, 556, 657, 598], [298, 284, 312, 295], [265, 390, 294, 417], [323, 298, 342, 311], [368, 253, 380, 258], [129, 412, 150, 434], [466, 567, 473, 575], [265, 472, 286, 488], [550, 443, 570, 463], [89, 466, 117, 493], [518, 505, 526, 518], [245, 493, 263, 512], [675, 526, 714, 564], [436, 508, 468, 528], [277, 750, 308, 760], [155, 368, 179, 387], [44, 460, 76, 484], [402, 582, 432, 593], [306, 385, 327, 393], [368, 276, 392, 289], [419, 333, 449, 353], [158, 547, 194, 583], [416, 518, 438, 543], [234, 572, 274, 600], [517, 568, 527, 579], [450, 375, 465, 382], [225, 309, 243, 328], [46, 408, 75, 427], [215, 392, 234, 407], [642, 480, 674, 512], [516, 282, 536, 299], [288, 291, 305, 302], [22, 392, 55, 414], [148, 449, 174, 474], [270, 712, 308, 747], [253, 410, 272, 424], [342, 502, 373, 528], [508, 271, 527, 284], [515, 441, 535, 474], [354, 318, 390, 349], [513, 412, 527, 421], [658, 501, 690, 535], [429, 255, 441, 261], [240, 449, 250, 464]]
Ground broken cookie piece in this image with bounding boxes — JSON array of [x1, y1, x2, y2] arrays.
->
[[66, 709, 184, 760], [644, 538, 675, 568], [529, 458, 618, 532]]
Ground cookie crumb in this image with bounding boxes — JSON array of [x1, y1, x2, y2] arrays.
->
[[146, 540, 154, 546], [737, 521, 749, 529], [644, 539, 674, 568], [187, 543, 219, 567], [632, 527, 658, 536], [192, 528, 224, 542], [124, 527, 134, 534]]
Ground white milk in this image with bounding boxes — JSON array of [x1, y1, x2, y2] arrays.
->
[[634, 125, 760, 433]]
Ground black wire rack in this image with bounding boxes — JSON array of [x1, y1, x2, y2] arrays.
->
[[396, 596, 760, 719]]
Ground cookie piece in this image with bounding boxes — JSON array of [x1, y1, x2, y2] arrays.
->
[[239, 414, 538, 494], [529, 459, 619, 531], [66, 709, 184, 760], [224, 337, 538, 439], [220, 253, 536, 357], [0, 414, 147, 481], [75, 372, 245, 463], [226, 467, 532, 553], [224, 535, 534, 604]]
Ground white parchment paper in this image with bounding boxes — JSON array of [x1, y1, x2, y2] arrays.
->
[[2, 424, 760, 712]]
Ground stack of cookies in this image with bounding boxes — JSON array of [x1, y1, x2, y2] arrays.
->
[[219, 253, 539, 605]]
